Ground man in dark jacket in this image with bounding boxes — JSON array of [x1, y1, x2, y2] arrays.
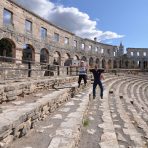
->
[[89, 65, 104, 99]]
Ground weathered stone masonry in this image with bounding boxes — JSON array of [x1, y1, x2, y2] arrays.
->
[[0, 0, 119, 69], [0, 0, 148, 70]]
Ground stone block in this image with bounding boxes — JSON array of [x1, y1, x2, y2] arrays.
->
[[3, 135, 14, 145], [0, 129, 13, 140], [0, 87, 4, 94], [2, 94, 7, 101], [31, 114, 40, 120], [4, 86, 15, 92], [7, 96, 18, 101], [30, 84, 36, 93], [109, 89, 114, 94], [15, 89, 23, 96], [18, 84, 27, 89], [14, 123, 24, 135], [0, 118, 12, 137], [6, 91, 15, 98]]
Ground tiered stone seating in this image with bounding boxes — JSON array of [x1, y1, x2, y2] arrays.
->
[[114, 78, 148, 147], [79, 75, 148, 148], [1, 74, 148, 148], [0, 75, 92, 147]]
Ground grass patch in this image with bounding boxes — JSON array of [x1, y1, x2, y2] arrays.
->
[[83, 119, 89, 127]]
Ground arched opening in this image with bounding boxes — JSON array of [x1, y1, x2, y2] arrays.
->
[[108, 59, 112, 69], [125, 61, 129, 68], [72, 55, 79, 66], [53, 51, 61, 65], [81, 56, 87, 61], [64, 53, 71, 66], [73, 55, 79, 60], [143, 61, 147, 69], [0, 38, 16, 62], [113, 60, 117, 68], [89, 57, 94, 66], [119, 60, 122, 68], [102, 59, 106, 68], [22, 44, 35, 63], [96, 58, 100, 65], [131, 60, 135, 68], [40, 48, 49, 63]]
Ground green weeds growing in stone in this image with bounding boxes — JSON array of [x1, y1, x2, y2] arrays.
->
[[83, 119, 89, 127]]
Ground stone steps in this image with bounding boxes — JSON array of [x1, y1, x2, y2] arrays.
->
[[131, 80, 148, 113], [9, 87, 92, 148], [79, 75, 148, 148], [79, 76, 125, 148], [1, 74, 148, 148], [122, 79, 148, 142], [113, 78, 147, 147], [0, 80, 90, 147], [0, 76, 79, 104], [5, 76, 117, 148], [114, 77, 148, 147]]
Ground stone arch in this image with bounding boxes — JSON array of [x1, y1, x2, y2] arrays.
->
[[95, 58, 100, 67], [131, 60, 135, 68], [125, 60, 129, 68], [22, 44, 35, 63], [72, 55, 79, 66], [108, 59, 112, 69], [64, 53, 71, 66], [107, 49, 111, 55], [53, 51, 61, 65], [81, 56, 87, 61], [102, 59, 106, 68], [0, 38, 16, 62], [89, 57, 94, 66], [143, 61, 147, 69], [73, 55, 79, 60], [113, 60, 117, 68], [40, 48, 49, 63]]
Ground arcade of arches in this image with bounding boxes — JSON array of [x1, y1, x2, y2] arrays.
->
[[0, 38, 147, 69]]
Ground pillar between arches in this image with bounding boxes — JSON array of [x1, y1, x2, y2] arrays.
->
[[15, 48, 22, 63]]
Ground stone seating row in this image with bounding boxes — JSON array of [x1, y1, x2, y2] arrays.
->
[[110, 77, 148, 147], [1, 74, 148, 148], [0, 80, 88, 147], [1, 75, 118, 148], [78, 75, 148, 148], [0, 76, 80, 104]]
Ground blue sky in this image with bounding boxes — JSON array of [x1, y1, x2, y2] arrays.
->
[[56, 0, 148, 48], [16, 0, 148, 49]]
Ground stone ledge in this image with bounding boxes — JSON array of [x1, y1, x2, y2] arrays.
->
[[0, 82, 90, 147], [0, 76, 78, 103]]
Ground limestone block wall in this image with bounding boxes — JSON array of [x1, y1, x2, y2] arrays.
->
[[1, 0, 147, 69], [126, 48, 148, 69], [0, 85, 85, 147], [0, 0, 118, 69], [0, 76, 79, 103]]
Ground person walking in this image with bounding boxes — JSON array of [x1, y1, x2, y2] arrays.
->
[[89, 64, 104, 99], [78, 60, 87, 87]]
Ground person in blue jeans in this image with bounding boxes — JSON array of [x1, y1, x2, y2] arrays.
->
[[89, 65, 104, 99]]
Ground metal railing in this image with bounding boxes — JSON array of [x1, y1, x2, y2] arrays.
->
[[0, 56, 147, 81], [0, 56, 80, 81]]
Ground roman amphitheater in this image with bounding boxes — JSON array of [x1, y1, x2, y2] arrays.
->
[[0, 0, 148, 148]]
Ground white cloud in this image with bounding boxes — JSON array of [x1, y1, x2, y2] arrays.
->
[[15, 0, 124, 41], [16, 0, 54, 17]]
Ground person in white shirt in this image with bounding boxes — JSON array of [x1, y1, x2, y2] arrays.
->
[[78, 61, 87, 87]]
